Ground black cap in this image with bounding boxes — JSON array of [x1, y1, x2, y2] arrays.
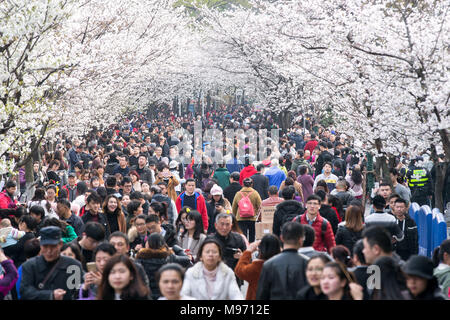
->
[[402, 255, 434, 280], [40, 226, 62, 245], [68, 172, 76, 178]]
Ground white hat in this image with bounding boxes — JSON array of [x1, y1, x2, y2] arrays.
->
[[169, 160, 178, 169], [210, 184, 223, 196]]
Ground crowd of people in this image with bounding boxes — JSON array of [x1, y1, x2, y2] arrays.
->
[[0, 102, 449, 301]]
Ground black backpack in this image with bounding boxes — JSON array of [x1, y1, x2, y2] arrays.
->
[[293, 214, 329, 241]]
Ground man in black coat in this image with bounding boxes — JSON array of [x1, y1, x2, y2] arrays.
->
[[272, 186, 305, 237], [251, 164, 269, 200], [208, 213, 246, 272], [21, 227, 84, 300], [223, 172, 242, 205], [392, 198, 418, 261], [256, 221, 308, 300]]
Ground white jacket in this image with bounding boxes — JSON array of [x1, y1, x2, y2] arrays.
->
[[181, 261, 244, 300]]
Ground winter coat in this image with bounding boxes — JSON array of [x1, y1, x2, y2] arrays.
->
[[161, 223, 178, 247], [0, 190, 17, 210], [104, 210, 127, 235], [232, 187, 262, 222], [234, 250, 265, 300], [297, 174, 314, 203], [223, 182, 242, 206], [81, 211, 110, 239], [181, 261, 244, 300], [319, 205, 339, 235], [335, 223, 364, 254], [256, 248, 308, 300], [251, 173, 269, 200], [154, 176, 179, 203], [208, 232, 247, 272], [394, 215, 418, 261], [264, 166, 286, 189], [3, 232, 36, 268], [272, 200, 305, 237], [213, 168, 231, 190], [0, 259, 18, 299], [135, 246, 191, 300], [434, 264, 450, 298], [239, 166, 257, 186], [20, 255, 83, 300], [297, 213, 336, 254], [178, 233, 207, 259]]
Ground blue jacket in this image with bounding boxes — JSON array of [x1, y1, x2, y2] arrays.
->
[[264, 166, 286, 189], [226, 158, 244, 174]]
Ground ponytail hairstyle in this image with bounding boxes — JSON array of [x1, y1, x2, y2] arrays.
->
[[150, 201, 168, 222], [432, 239, 450, 268]]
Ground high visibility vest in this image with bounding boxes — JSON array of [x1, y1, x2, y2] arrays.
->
[[408, 169, 429, 188]]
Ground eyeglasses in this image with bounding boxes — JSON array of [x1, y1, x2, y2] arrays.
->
[[135, 222, 146, 227]]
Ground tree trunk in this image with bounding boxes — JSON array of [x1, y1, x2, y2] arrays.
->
[[279, 110, 292, 134], [433, 161, 448, 213]]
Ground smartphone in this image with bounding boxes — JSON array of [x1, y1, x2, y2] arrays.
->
[[86, 262, 97, 273]]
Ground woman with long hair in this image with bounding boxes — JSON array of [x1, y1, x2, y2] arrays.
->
[[296, 253, 332, 300], [335, 205, 365, 254], [96, 254, 150, 300], [178, 210, 206, 261], [320, 262, 363, 300], [103, 194, 127, 234], [345, 165, 363, 199]]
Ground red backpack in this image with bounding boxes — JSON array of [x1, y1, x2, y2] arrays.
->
[[238, 191, 255, 218]]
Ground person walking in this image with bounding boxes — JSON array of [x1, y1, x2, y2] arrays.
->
[[256, 222, 308, 300], [235, 235, 281, 300], [231, 178, 262, 243]]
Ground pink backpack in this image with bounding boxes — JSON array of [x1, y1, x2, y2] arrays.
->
[[238, 191, 255, 218]]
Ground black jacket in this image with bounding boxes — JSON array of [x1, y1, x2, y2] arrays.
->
[[296, 285, 327, 300], [20, 255, 84, 300], [223, 182, 242, 205], [162, 223, 178, 247], [81, 211, 109, 238], [135, 246, 191, 300], [335, 224, 364, 254], [272, 200, 305, 237], [3, 231, 35, 268], [208, 232, 246, 271], [394, 215, 418, 261], [319, 205, 339, 235], [256, 249, 308, 300], [315, 150, 333, 176], [251, 173, 269, 200]]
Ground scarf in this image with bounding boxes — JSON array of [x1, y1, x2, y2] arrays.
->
[[202, 264, 218, 299]]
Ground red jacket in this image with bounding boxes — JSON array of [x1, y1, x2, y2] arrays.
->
[[304, 140, 318, 155], [175, 192, 208, 231], [298, 213, 336, 253], [0, 190, 17, 210], [239, 165, 257, 186]]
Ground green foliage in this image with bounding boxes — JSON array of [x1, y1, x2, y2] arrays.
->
[[174, 0, 251, 16]]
